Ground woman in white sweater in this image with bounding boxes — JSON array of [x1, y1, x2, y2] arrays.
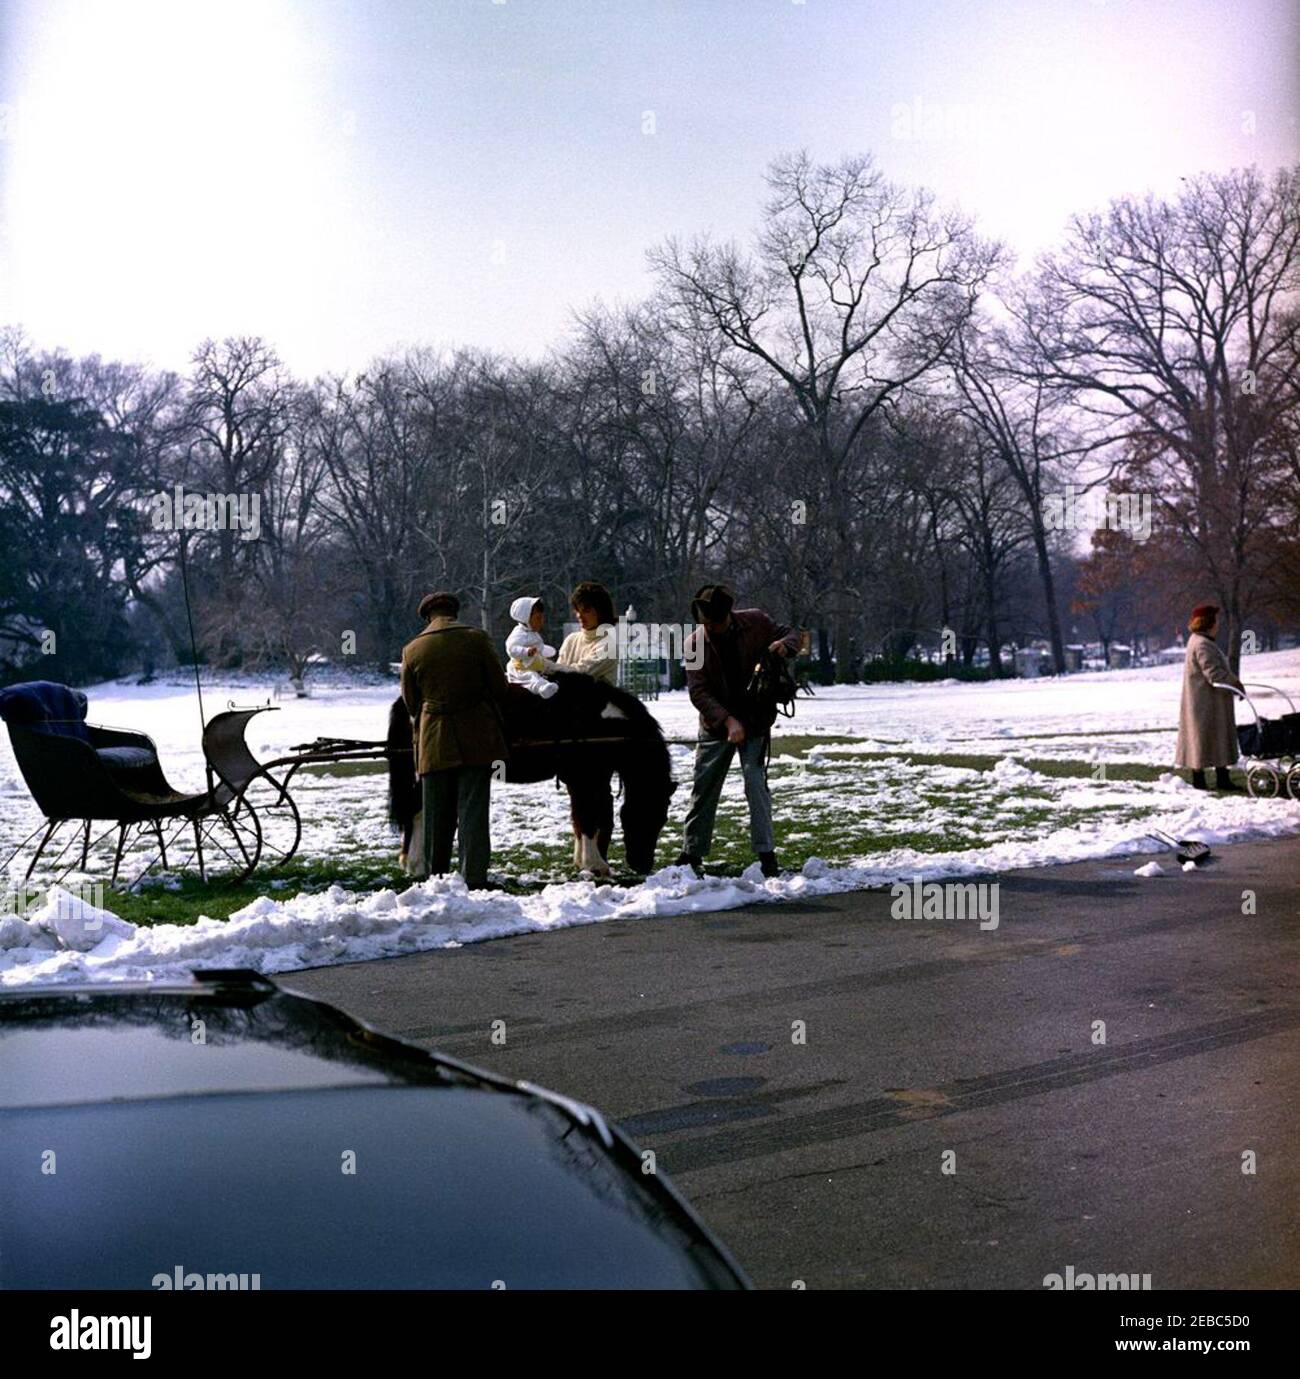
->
[[555, 581, 618, 685]]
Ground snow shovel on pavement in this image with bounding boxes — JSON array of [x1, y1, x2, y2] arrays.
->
[[1146, 828, 1211, 866]]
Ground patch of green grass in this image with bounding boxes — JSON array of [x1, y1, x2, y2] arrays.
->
[[768, 733, 868, 756], [684, 747, 1190, 878], [688, 803, 962, 876]]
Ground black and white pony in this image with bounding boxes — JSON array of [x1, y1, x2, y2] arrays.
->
[[387, 675, 675, 876]]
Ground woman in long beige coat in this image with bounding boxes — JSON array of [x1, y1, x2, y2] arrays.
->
[[1174, 604, 1244, 790]]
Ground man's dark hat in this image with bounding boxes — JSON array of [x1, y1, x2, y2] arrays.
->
[[691, 584, 735, 622], [419, 590, 460, 620]]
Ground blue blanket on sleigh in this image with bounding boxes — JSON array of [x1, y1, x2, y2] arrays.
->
[[0, 681, 91, 739]]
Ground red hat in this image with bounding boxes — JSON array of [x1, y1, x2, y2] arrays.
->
[[1190, 603, 1218, 621]]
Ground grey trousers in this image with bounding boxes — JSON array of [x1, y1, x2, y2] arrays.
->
[[420, 765, 492, 890], [682, 732, 773, 858]]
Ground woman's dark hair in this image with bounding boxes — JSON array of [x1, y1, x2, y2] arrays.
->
[[570, 580, 616, 626]]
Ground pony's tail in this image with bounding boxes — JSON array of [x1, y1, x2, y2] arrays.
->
[[386, 698, 419, 832]]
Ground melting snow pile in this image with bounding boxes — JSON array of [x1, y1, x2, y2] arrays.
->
[[0, 867, 800, 989], [0, 887, 135, 958]]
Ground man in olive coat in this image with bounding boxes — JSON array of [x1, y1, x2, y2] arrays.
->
[[400, 591, 510, 888]]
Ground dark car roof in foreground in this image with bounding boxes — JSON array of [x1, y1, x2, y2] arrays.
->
[[0, 970, 749, 1290]]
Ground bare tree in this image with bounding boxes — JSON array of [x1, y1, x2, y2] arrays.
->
[[565, 302, 766, 626], [230, 390, 337, 681], [460, 354, 570, 632], [183, 337, 297, 662], [311, 356, 450, 665], [1018, 165, 1300, 669], [946, 313, 1082, 672], [651, 150, 1003, 677]]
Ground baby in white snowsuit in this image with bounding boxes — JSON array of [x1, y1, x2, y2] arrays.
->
[[506, 595, 559, 699]]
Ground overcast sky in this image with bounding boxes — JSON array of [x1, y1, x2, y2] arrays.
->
[[2, 0, 1296, 378]]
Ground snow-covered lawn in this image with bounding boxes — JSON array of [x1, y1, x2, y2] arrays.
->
[[3, 649, 1298, 986]]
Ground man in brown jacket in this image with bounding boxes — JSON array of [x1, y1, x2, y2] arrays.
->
[[399, 591, 510, 888], [675, 584, 801, 878]]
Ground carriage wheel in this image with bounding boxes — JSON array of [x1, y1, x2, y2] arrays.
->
[[1286, 763, 1300, 802], [145, 799, 263, 885], [1245, 763, 1281, 799], [233, 773, 302, 869], [194, 798, 264, 882]]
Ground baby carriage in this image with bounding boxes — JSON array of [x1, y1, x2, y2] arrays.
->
[[1222, 682, 1300, 799]]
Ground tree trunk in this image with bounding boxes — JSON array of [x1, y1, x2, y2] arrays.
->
[[1030, 518, 1066, 674], [480, 542, 491, 633], [836, 621, 860, 683], [1224, 601, 1242, 676], [984, 567, 1003, 677], [817, 626, 834, 684]]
